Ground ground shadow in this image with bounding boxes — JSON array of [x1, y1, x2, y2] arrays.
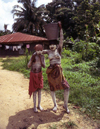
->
[[6, 108, 65, 129]]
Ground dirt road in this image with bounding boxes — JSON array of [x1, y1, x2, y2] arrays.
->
[[0, 62, 99, 129]]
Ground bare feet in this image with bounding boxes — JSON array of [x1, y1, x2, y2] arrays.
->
[[53, 106, 57, 113], [63, 105, 70, 114], [37, 106, 44, 111], [34, 108, 38, 113]]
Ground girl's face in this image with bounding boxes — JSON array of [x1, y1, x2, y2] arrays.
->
[[34, 44, 43, 54], [49, 44, 56, 51], [36, 50, 42, 55]]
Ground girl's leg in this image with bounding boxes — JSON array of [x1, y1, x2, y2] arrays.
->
[[64, 89, 70, 114], [51, 91, 57, 112], [37, 89, 44, 111], [33, 91, 38, 113]]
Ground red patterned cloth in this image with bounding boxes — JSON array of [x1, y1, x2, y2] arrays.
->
[[29, 71, 43, 97], [46, 64, 70, 91]]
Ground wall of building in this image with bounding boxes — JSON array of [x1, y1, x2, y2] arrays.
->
[[0, 41, 49, 57]]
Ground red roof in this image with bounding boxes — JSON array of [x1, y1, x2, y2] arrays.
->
[[0, 32, 48, 44]]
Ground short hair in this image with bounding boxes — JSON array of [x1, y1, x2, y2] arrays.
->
[[49, 40, 59, 45], [34, 44, 43, 51]]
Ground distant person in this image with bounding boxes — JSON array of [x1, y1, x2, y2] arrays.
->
[[27, 44, 45, 113], [42, 22, 70, 113]]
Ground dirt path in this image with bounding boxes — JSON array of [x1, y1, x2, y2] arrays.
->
[[0, 61, 99, 129]]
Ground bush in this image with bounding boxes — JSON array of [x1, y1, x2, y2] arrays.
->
[[97, 53, 100, 68], [73, 53, 82, 64], [73, 41, 100, 61], [62, 48, 72, 58], [72, 40, 86, 53]]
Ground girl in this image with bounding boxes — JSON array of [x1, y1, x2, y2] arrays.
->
[[42, 22, 70, 113], [28, 44, 45, 113]]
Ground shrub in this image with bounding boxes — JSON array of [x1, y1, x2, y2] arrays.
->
[[73, 41, 100, 61], [73, 53, 82, 64], [72, 40, 86, 53], [62, 48, 72, 58]]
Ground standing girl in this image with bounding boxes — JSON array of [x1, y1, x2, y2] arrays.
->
[[43, 22, 70, 113], [28, 44, 45, 113]]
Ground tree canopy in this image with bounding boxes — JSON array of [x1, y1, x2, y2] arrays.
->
[[11, 0, 100, 40], [12, 0, 45, 36]]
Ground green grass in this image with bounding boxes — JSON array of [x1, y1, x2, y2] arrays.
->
[[48, 124, 57, 129], [0, 50, 100, 119]]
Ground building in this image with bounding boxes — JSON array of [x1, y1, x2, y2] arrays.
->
[[0, 32, 48, 56]]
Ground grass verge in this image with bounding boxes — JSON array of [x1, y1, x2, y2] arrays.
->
[[0, 51, 100, 119]]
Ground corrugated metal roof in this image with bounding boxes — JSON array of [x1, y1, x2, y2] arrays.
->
[[0, 32, 48, 44]]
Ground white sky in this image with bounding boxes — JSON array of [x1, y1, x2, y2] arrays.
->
[[0, 0, 52, 31]]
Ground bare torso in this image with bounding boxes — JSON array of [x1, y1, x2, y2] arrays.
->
[[28, 52, 45, 73], [42, 47, 61, 65], [43, 28, 63, 66]]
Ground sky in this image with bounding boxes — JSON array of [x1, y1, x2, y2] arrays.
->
[[0, 0, 52, 31]]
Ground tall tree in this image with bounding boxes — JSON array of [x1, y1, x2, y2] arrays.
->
[[44, 0, 75, 38], [12, 0, 45, 36], [73, 0, 100, 39]]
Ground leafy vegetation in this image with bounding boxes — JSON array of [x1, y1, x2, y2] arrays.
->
[[1, 0, 100, 45], [8, 0, 100, 40], [11, 0, 46, 36], [1, 45, 100, 119]]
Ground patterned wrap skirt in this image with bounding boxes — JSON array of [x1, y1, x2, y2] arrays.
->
[[29, 71, 43, 97], [46, 64, 70, 91]]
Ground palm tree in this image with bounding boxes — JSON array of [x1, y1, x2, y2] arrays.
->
[[12, 0, 45, 36]]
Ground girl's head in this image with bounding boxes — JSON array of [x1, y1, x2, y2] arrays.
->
[[34, 44, 43, 51], [34, 44, 43, 54], [49, 40, 58, 50]]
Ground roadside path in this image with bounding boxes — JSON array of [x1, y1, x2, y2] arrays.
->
[[0, 62, 99, 129]]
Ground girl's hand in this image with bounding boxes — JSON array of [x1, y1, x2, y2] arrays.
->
[[36, 50, 42, 55]]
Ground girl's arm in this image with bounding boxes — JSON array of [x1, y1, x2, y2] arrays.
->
[[59, 29, 64, 48], [27, 52, 36, 68], [58, 22, 64, 55], [27, 58, 32, 68], [42, 49, 49, 54]]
